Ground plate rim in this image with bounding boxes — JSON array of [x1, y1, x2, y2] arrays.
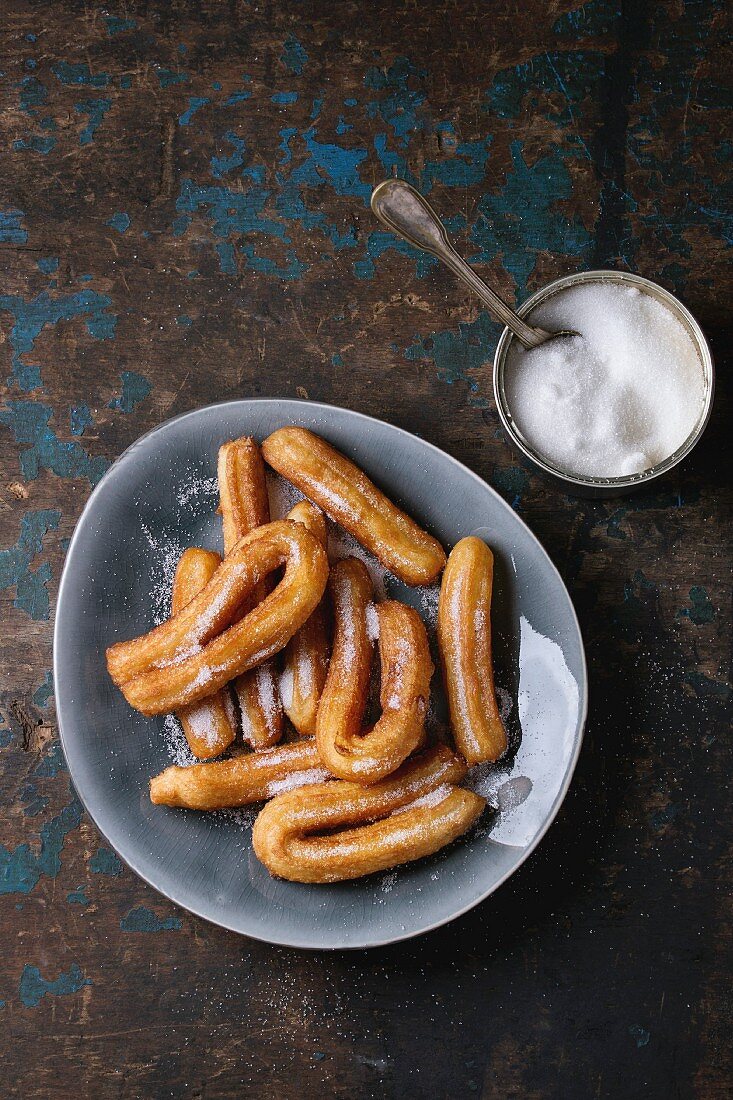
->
[[53, 397, 588, 949]]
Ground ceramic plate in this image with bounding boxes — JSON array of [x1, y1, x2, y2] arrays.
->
[[54, 400, 587, 948]]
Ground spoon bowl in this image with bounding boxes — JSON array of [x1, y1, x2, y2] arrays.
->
[[493, 269, 715, 497]]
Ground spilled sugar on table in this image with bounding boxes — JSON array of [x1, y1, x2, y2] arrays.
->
[[0, 2, 730, 1098]]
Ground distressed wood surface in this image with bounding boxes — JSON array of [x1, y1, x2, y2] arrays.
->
[[1, 1, 731, 1097]]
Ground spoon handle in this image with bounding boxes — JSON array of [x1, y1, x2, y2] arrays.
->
[[370, 179, 549, 349]]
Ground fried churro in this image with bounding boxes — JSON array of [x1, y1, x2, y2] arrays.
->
[[218, 436, 282, 748], [150, 740, 330, 809], [316, 559, 433, 783], [252, 744, 484, 883], [280, 501, 331, 736], [437, 536, 507, 765], [262, 427, 446, 586], [106, 520, 329, 715], [171, 548, 237, 759]]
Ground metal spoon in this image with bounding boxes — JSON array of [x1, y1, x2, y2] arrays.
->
[[370, 178, 575, 349]]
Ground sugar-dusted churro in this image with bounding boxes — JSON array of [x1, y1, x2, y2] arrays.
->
[[316, 559, 433, 782], [261, 426, 446, 586], [171, 548, 237, 759], [218, 436, 271, 556], [280, 501, 330, 736], [106, 520, 329, 715], [437, 536, 507, 765], [150, 740, 331, 809], [252, 744, 484, 883], [218, 436, 282, 748]]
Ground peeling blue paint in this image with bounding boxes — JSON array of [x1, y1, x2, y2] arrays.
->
[[224, 78, 252, 107], [105, 16, 137, 35], [211, 131, 246, 178], [216, 241, 236, 274], [75, 98, 112, 144], [272, 91, 298, 105], [365, 56, 426, 145], [67, 885, 90, 905], [70, 403, 93, 436], [281, 35, 308, 76], [106, 212, 130, 233], [32, 670, 54, 708], [37, 257, 59, 274], [1, 796, 82, 894], [19, 963, 91, 1007], [629, 1024, 651, 1049], [157, 68, 188, 88], [492, 465, 529, 510], [0, 509, 60, 620], [53, 62, 109, 87], [21, 783, 49, 817], [120, 906, 182, 932], [89, 847, 122, 875], [404, 311, 498, 405], [0, 399, 110, 485], [650, 803, 681, 830], [469, 141, 592, 293], [19, 75, 47, 112], [678, 585, 715, 624], [177, 314, 192, 326], [0, 209, 28, 245], [34, 740, 67, 779], [0, 288, 116, 390], [172, 213, 191, 237], [13, 134, 56, 154], [107, 371, 151, 414], [684, 672, 731, 700], [179, 96, 209, 126]]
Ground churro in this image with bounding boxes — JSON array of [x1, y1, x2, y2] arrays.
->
[[316, 559, 433, 782], [437, 536, 507, 765], [262, 426, 446, 586], [218, 436, 282, 748], [106, 520, 329, 715], [150, 740, 330, 809], [280, 501, 330, 736], [252, 744, 484, 883], [171, 548, 237, 759]]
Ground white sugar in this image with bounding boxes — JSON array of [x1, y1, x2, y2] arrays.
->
[[140, 521, 184, 625], [418, 583, 440, 631], [365, 603, 380, 642], [267, 470, 303, 518], [264, 768, 330, 796], [504, 283, 705, 479], [328, 525, 388, 600], [161, 713, 197, 767], [182, 702, 223, 747], [279, 665, 294, 708]]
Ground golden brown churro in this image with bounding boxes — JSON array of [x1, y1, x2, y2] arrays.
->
[[171, 548, 237, 759], [437, 536, 507, 765], [106, 520, 329, 715], [262, 427, 446, 586], [280, 501, 331, 736], [252, 744, 484, 883], [218, 437, 270, 557], [316, 559, 433, 782], [150, 740, 331, 809], [218, 436, 282, 749]]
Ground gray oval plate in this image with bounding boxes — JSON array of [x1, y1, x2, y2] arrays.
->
[[54, 399, 587, 949]]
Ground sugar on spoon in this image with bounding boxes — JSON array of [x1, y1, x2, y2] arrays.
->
[[370, 178, 577, 349]]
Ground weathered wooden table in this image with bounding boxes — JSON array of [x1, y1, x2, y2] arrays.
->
[[1, 2, 730, 1096]]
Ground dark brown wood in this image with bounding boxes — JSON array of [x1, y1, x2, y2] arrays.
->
[[1, 1, 730, 1097]]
